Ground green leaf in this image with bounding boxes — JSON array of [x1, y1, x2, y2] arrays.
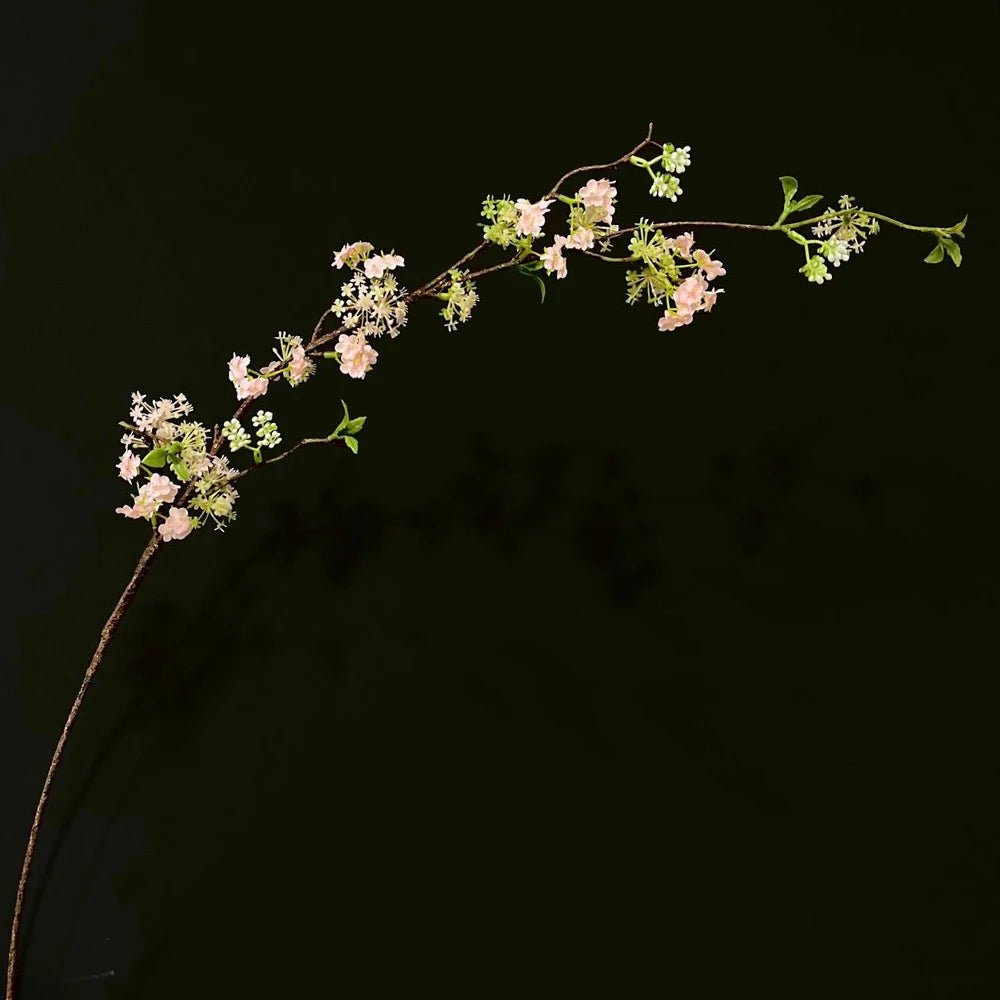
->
[[789, 194, 823, 213], [142, 448, 167, 467], [345, 416, 366, 434], [785, 229, 810, 247], [950, 213, 968, 236], [343, 435, 359, 454], [924, 243, 945, 264], [940, 237, 962, 267], [169, 458, 190, 482], [333, 399, 351, 436], [167, 442, 182, 455], [514, 267, 545, 303], [779, 176, 798, 204]]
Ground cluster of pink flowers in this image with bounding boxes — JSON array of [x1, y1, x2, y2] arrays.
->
[[336, 332, 378, 379], [157, 506, 194, 541], [364, 252, 405, 279], [577, 178, 617, 223], [116, 469, 195, 541], [117, 449, 141, 482], [515, 198, 553, 238], [565, 228, 595, 250], [657, 233, 726, 331], [116, 472, 176, 517], [540, 236, 568, 279], [228, 354, 273, 401], [533, 178, 621, 282], [288, 341, 310, 384]]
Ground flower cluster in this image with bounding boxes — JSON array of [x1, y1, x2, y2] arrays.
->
[[334, 333, 378, 379], [802, 194, 881, 283], [519, 177, 623, 283], [228, 330, 316, 402], [618, 220, 725, 330], [116, 392, 241, 538], [481, 196, 531, 249], [127, 392, 193, 443], [631, 143, 692, 202], [325, 242, 408, 379], [228, 354, 273, 401], [251, 410, 281, 449], [438, 269, 480, 331]]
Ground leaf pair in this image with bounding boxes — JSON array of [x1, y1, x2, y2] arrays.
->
[[328, 399, 366, 453], [924, 216, 967, 267], [776, 176, 823, 225], [141, 441, 190, 481]]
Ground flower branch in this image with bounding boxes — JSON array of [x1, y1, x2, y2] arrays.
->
[[6, 124, 968, 1000]]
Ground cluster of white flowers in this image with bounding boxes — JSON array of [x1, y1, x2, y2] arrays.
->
[[810, 194, 880, 265], [329, 248, 407, 337], [634, 143, 692, 202], [251, 410, 281, 449], [128, 392, 193, 443]]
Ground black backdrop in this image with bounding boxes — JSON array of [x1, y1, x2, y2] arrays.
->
[[2, 3, 997, 997]]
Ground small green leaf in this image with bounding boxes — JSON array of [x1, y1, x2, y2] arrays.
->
[[169, 458, 190, 482], [515, 264, 546, 301], [333, 400, 351, 435], [343, 435, 359, 454], [345, 416, 366, 434], [950, 213, 968, 236], [142, 448, 167, 467], [785, 229, 810, 247], [940, 237, 962, 267], [167, 442, 182, 455], [924, 243, 945, 264], [779, 176, 799, 203], [789, 194, 824, 213]]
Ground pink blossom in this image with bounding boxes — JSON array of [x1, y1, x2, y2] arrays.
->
[[658, 310, 695, 332], [158, 506, 194, 542], [674, 274, 708, 315], [235, 377, 269, 400], [575, 179, 617, 222], [540, 243, 568, 279], [337, 333, 378, 379], [693, 248, 727, 281], [332, 241, 373, 269], [288, 344, 310, 382], [117, 449, 141, 482], [228, 354, 250, 383], [702, 288, 724, 312], [116, 500, 152, 519], [145, 473, 179, 504], [665, 232, 696, 259], [565, 228, 595, 250], [514, 198, 553, 238], [364, 252, 406, 279]]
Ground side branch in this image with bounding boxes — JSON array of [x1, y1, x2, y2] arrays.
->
[[230, 436, 346, 483]]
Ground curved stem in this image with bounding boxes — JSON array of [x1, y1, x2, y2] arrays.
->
[[6, 532, 163, 1000]]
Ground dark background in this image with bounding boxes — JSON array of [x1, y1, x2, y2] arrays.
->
[[2, 2, 997, 997]]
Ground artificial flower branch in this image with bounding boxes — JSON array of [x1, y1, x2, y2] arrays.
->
[[6, 124, 966, 1000]]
